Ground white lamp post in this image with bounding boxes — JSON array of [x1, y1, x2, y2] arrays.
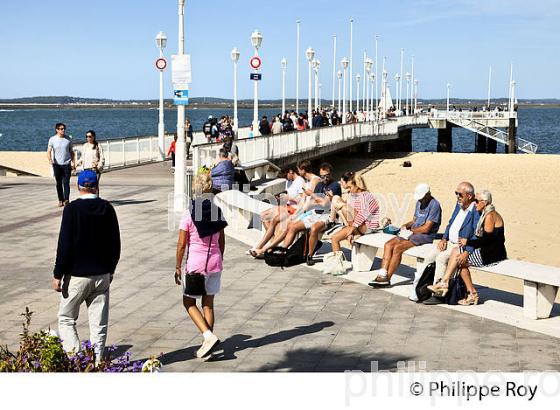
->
[[306, 47, 315, 127], [174, 0, 186, 213], [370, 72, 375, 121], [446, 82, 451, 115], [341, 57, 349, 124], [231, 47, 240, 132], [349, 18, 353, 113], [296, 20, 300, 114], [281, 58, 287, 115], [399, 48, 404, 112], [313, 58, 320, 111], [405, 72, 411, 115], [251, 29, 263, 136], [365, 58, 372, 120], [395, 73, 401, 115], [382, 69, 388, 118], [337, 70, 342, 113], [356, 74, 361, 114], [155, 31, 167, 161], [414, 79, 418, 114], [332, 34, 337, 109]]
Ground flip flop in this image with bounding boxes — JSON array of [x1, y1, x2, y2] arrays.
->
[[249, 249, 264, 259], [368, 275, 391, 287]]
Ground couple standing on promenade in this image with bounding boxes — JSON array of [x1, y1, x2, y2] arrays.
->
[[47, 123, 105, 206]]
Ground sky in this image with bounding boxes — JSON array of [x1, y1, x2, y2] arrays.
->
[[1, 0, 559, 101]]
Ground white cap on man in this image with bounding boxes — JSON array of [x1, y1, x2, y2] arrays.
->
[[413, 183, 430, 201]]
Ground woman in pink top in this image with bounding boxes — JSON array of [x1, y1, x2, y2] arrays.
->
[[175, 173, 227, 359]]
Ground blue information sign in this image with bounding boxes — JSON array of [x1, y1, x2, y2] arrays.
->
[[250, 73, 262, 81], [173, 89, 189, 105]]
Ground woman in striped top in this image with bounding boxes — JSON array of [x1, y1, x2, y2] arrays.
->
[[330, 173, 380, 254]]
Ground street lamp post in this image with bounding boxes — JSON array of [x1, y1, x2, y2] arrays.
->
[[395, 73, 401, 115], [341, 57, 349, 124], [399, 48, 404, 113], [364, 58, 372, 120], [296, 20, 300, 114], [382, 69, 388, 118], [356, 74, 361, 115], [174, 0, 186, 213], [405, 72, 411, 116], [349, 19, 353, 113], [446, 82, 451, 115], [155, 31, 167, 161], [337, 70, 342, 113], [231, 47, 240, 132], [414, 79, 418, 113], [281, 58, 287, 115], [313, 58, 321, 111], [370, 73, 375, 121], [332, 34, 337, 108], [251, 29, 263, 136], [306, 47, 315, 127]]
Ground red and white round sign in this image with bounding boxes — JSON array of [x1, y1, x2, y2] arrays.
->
[[155, 58, 167, 70], [249, 56, 262, 70]]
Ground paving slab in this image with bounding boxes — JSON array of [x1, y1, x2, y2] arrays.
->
[[1, 166, 559, 371]]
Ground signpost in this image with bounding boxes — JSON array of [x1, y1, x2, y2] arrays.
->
[[155, 57, 167, 71], [250, 73, 262, 81], [250, 56, 262, 70], [171, 54, 192, 106]]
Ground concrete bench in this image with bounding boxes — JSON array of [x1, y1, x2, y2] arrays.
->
[[214, 190, 275, 231], [236, 159, 281, 182], [351, 232, 560, 319]]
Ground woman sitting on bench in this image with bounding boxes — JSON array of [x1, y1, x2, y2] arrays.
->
[[429, 190, 507, 305], [326, 173, 380, 275]]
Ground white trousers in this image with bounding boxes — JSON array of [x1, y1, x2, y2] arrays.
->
[[58, 273, 110, 359], [423, 243, 459, 284]]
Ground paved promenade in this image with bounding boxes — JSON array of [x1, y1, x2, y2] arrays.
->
[[1, 162, 559, 372]]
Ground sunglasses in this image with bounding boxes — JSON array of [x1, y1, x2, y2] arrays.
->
[[86, 135, 93, 138], [320, 173, 331, 179], [57, 127, 65, 130], [474, 199, 485, 204], [454, 191, 464, 198]]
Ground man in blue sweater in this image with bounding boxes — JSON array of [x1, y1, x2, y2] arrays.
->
[[52, 170, 121, 360]]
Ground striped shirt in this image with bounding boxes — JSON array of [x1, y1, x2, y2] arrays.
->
[[349, 191, 380, 230]]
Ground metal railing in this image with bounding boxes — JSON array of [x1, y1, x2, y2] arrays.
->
[[430, 110, 517, 120], [192, 116, 431, 170], [73, 134, 175, 170]]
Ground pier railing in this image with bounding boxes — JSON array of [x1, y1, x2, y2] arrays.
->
[[192, 115, 430, 170]]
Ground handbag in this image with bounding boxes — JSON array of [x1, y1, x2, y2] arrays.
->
[[445, 269, 467, 305], [184, 234, 213, 296]]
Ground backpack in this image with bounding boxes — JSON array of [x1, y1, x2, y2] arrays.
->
[[414, 262, 436, 302], [264, 233, 321, 268], [203, 122, 212, 135]]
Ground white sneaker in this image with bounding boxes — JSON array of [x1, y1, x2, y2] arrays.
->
[[196, 334, 220, 358]]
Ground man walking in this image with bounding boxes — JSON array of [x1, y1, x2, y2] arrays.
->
[[47, 123, 76, 207], [52, 170, 120, 360]]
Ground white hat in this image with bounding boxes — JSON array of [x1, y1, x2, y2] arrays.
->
[[413, 183, 430, 201]]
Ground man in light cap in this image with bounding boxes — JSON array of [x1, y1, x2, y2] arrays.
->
[[52, 169, 121, 361], [369, 183, 441, 287]]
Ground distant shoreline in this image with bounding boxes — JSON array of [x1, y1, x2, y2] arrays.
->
[[1, 103, 559, 110]]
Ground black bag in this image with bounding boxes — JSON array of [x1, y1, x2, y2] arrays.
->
[[446, 270, 467, 305], [415, 262, 436, 302], [184, 234, 214, 296], [264, 233, 321, 268]]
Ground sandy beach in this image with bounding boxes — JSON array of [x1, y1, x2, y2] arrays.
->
[[327, 152, 560, 297]]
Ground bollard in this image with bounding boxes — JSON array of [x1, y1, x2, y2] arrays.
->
[[185, 167, 194, 199]]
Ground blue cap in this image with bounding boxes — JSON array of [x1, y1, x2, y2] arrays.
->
[[78, 170, 98, 188]]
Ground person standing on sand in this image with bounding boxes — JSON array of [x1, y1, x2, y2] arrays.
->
[[47, 123, 76, 207]]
